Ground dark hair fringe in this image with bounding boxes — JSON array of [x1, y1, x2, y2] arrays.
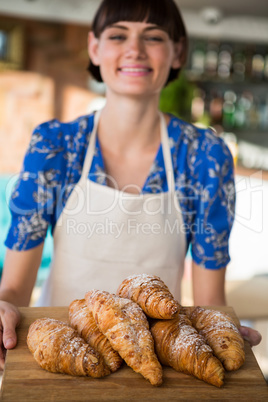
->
[[87, 0, 188, 85]]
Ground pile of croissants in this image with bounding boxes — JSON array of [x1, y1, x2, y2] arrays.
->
[[27, 274, 245, 387]]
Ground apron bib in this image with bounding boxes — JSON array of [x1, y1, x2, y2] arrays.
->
[[36, 111, 186, 306]]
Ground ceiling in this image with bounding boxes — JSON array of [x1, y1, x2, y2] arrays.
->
[[175, 0, 268, 18], [0, 0, 268, 43], [0, 0, 267, 23]]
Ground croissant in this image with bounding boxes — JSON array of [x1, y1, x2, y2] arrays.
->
[[150, 314, 224, 387], [116, 274, 180, 319], [69, 298, 122, 372], [27, 318, 110, 377], [85, 289, 163, 386], [187, 307, 245, 371]]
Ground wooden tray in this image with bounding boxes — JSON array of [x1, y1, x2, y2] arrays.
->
[[1, 306, 267, 401]]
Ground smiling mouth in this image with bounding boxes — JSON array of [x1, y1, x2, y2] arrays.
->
[[118, 67, 153, 75]]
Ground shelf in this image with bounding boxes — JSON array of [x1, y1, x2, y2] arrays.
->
[[185, 71, 267, 87], [235, 131, 268, 145]]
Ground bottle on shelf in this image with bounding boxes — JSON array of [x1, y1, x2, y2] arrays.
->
[[263, 54, 268, 81], [232, 45, 246, 81], [234, 94, 248, 129], [251, 47, 265, 81], [222, 91, 236, 129], [204, 42, 219, 78], [217, 43, 233, 79], [244, 45, 254, 79], [248, 95, 260, 128], [191, 88, 205, 122], [240, 91, 253, 129], [259, 97, 268, 130], [209, 90, 223, 125], [190, 41, 206, 76]]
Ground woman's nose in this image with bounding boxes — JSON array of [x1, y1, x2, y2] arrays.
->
[[126, 37, 146, 58]]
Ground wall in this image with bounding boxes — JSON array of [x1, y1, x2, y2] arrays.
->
[[0, 71, 54, 173], [0, 15, 98, 173], [22, 18, 91, 118]]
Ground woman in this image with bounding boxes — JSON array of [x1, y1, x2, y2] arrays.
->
[[0, 0, 261, 368]]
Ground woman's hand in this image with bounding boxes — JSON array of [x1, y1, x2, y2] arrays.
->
[[0, 301, 21, 370], [239, 325, 262, 347]]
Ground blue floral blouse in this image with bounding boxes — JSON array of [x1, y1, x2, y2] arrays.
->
[[5, 113, 235, 269]]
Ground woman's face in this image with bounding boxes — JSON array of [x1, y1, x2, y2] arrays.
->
[[88, 21, 182, 98]]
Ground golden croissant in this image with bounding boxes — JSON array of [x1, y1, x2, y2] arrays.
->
[[116, 274, 180, 319], [85, 289, 163, 386], [150, 314, 225, 387], [27, 317, 110, 377], [187, 307, 245, 371], [69, 298, 122, 373]]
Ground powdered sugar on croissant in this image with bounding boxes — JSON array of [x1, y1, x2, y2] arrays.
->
[[27, 318, 110, 377], [69, 298, 122, 372], [85, 289, 163, 386], [187, 307, 245, 371], [151, 314, 224, 387], [116, 274, 180, 319]]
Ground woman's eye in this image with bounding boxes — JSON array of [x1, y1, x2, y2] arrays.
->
[[145, 36, 164, 42], [109, 35, 126, 41]]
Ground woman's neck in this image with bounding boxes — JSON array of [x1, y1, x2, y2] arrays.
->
[[95, 92, 166, 193], [98, 92, 162, 153]]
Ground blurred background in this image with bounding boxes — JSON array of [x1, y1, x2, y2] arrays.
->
[[0, 0, 268, 381]]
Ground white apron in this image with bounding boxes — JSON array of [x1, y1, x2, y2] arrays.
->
[[36, 111, 186, 306]]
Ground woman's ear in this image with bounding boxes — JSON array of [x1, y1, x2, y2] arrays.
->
[[171, 38, 186, 69], [88, 31, 100, 66]]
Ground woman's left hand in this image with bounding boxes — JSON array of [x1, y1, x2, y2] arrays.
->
[[239, 326, 262, 346]]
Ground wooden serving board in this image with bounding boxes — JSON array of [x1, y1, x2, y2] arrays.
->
[[1, 306, 267, 401]]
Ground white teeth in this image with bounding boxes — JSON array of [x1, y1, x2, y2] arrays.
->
[[120, 68, 150, 72]]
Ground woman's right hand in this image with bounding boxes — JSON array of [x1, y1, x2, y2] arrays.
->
[[0, 301, 21, 370], [0, 245, 45, 370]]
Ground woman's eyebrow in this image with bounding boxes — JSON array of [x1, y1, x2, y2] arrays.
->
[[107, 24, 128, 30], [107, 24, 166, 32], [144, 26, 167, 33]]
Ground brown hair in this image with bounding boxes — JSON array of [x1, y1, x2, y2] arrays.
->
[[88, 0, 188, 84]]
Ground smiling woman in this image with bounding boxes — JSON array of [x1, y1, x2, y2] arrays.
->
[[0, 0, 261, 370], [88, 21, 183, 100]]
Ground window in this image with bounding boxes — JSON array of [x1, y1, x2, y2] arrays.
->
[[0, 22, 24, 70]]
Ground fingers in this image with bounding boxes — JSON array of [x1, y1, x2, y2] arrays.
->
[[0, 348, 6, 371], [1, 311, 19, 350], [0, 302, 21, 370], [239, 326, 262, 347], [0, 332, 6, 371]]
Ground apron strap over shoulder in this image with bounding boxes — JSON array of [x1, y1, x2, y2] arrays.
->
[[80, 110, 102, 182], [159, 112, 175, 193]]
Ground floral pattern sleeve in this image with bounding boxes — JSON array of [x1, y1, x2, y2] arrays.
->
[[5, 121, 66, 251], [188, 129, 235, 269]]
